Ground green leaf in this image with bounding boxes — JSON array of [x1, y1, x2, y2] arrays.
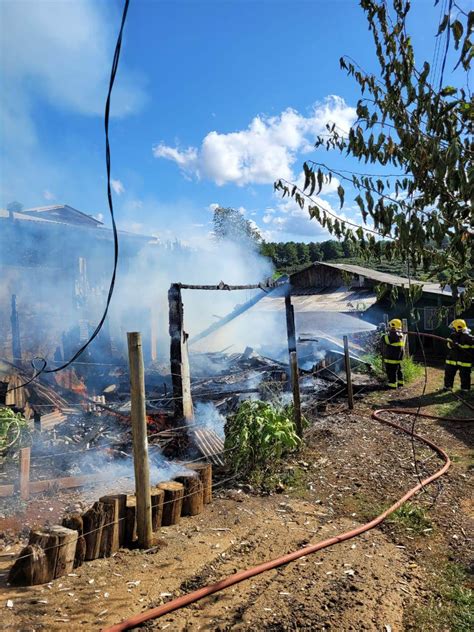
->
[[337, 184, 345, 209]]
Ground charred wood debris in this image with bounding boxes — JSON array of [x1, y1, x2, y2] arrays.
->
[[1, 342, 378, 485]]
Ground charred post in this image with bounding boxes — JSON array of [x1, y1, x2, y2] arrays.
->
[[285, 292, 303, 438], [10, 294, 22, 362], [168, 283, 194, 423]]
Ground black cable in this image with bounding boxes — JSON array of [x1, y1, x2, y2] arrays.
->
[[6, 0, 130, 394]]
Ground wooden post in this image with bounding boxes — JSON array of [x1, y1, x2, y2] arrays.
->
[[343, 335, 354, 410], [174, 474, 204, 516], [157, 481, 184, 526], [10, 294, 22, 362], [150, 305, 158, 362], [19, 447, 30, 500], [285, 293, 303, 438], [168, 284, 194, 422], [185, 462, 212, 504], [402, 318, 410, 357], [127, 332, 153, 549]]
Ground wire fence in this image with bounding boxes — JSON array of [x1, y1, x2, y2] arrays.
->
[[6, 471, 240, 564]]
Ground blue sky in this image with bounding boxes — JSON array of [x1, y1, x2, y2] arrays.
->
[[0, 0, 468, 244]]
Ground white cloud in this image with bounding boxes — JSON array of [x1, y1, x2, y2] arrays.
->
[[111, 179, 125, 195], [43, 189, 56, 201], [152, 96, 356, 186], [0, 1, 145, 205]]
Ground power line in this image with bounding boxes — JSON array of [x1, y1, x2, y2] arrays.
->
[[6, 0, 131, 394]]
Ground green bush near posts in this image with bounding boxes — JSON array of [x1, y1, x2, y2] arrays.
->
[[362, 353, 423, 385], [224, 400, 301, 477], [0, 407, 30, 454]]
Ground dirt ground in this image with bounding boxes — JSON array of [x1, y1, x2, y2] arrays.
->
[[1, 367, 472, 631]]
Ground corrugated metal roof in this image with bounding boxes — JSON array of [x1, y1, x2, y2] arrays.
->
[[293, 262, 452, 297], [256, 287, 377, 313]]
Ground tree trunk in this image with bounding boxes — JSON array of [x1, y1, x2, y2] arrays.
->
[[49, 526, 78, 578], [185, 462, 212, 504], [174, 474, 203, 516], [62, 513, 86, 567], [157, 481, 184, 526]]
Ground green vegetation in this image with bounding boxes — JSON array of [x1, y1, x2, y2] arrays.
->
[[275, 0, 473, 311], [362, 353, 424, 385], [0, 407, 30, 453], [388, 502, 432, 535], [407, 563, 473, 632], [224, 400, 301, 482]]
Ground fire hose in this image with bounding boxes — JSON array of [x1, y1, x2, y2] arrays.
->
[[104, 332, 473, 631]]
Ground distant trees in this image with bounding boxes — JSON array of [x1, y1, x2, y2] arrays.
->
[[261, 238, 347, 272], [275, 0, 473, 308], [212, 207, 262, 249]]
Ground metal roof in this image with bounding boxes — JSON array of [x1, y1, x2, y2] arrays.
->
[[293, 261, 452, 297], [256, 287, 377, 313]]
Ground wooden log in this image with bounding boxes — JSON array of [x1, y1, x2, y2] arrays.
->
[[27, 528, 60, 583], [8, 544, 46, 586], [125, 495, 137, 547], [82, 501, 105, 560], [19, 447, 30, 500], [174, 474, 203, 516], [185, 462, 212, 504], [99, 494, 126, 557], [157, 481, 184, 526], [62, 513, 86, 567], [150, 488, 164, 531], [49, 526, 78, 578], [25, 526, 77, 582]]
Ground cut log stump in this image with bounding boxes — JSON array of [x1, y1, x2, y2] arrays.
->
[[62, 513, 86, 567], [8, 544, 46, 586], [150, 489, 164, 531], [157, 481, 184, 526], [82, 501, 105, 560], [10, 525, 78, 585], [99, 494, 127, 557], [185, 462, 212, 504], [174, 474, 203, 516]]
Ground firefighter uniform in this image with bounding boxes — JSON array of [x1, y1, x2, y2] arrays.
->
[[381, 319, 406, 389], [444, 319, 473, 391]]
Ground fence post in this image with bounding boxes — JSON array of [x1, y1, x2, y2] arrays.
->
[[343, 335, 354, 410], [127, 332, 153, 549], [285, 293, 303, 438], [19, 446, 30, 500], [402, 318, 410, 357]]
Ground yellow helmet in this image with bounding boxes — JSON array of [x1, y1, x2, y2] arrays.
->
[[388, 318, 402, 329], [450, 319, 467, 332]]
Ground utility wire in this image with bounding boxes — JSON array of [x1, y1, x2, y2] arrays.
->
[[6, 0, 131, 394]]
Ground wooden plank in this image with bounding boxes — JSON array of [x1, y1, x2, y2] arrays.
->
[[19, 447, 30, 500]]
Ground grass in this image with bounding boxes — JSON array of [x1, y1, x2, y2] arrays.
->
[[407, 562, 474, 631], [362, 353, 424, 385], [387, 502, 433, 535]]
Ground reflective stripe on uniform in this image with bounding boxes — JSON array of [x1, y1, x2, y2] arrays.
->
[[384, 359, 401, 364], [388, 341, 405, 347], [387, 383, 397, 388], [457, 362, 472, 367], [445, 360, 457, 365], [459, 344, 472, 349]]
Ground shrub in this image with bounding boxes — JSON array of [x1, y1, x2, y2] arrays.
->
[[362, 353, 423, 385], [224, 400, 300, 476], [0, 407, 30, 454]]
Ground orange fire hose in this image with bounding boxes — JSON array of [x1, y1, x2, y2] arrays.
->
[[104, 331, 473, 631]]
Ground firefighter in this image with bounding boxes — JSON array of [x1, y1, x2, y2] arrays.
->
[[443, 319, 473, 392], [381, 318, 406, 389]]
